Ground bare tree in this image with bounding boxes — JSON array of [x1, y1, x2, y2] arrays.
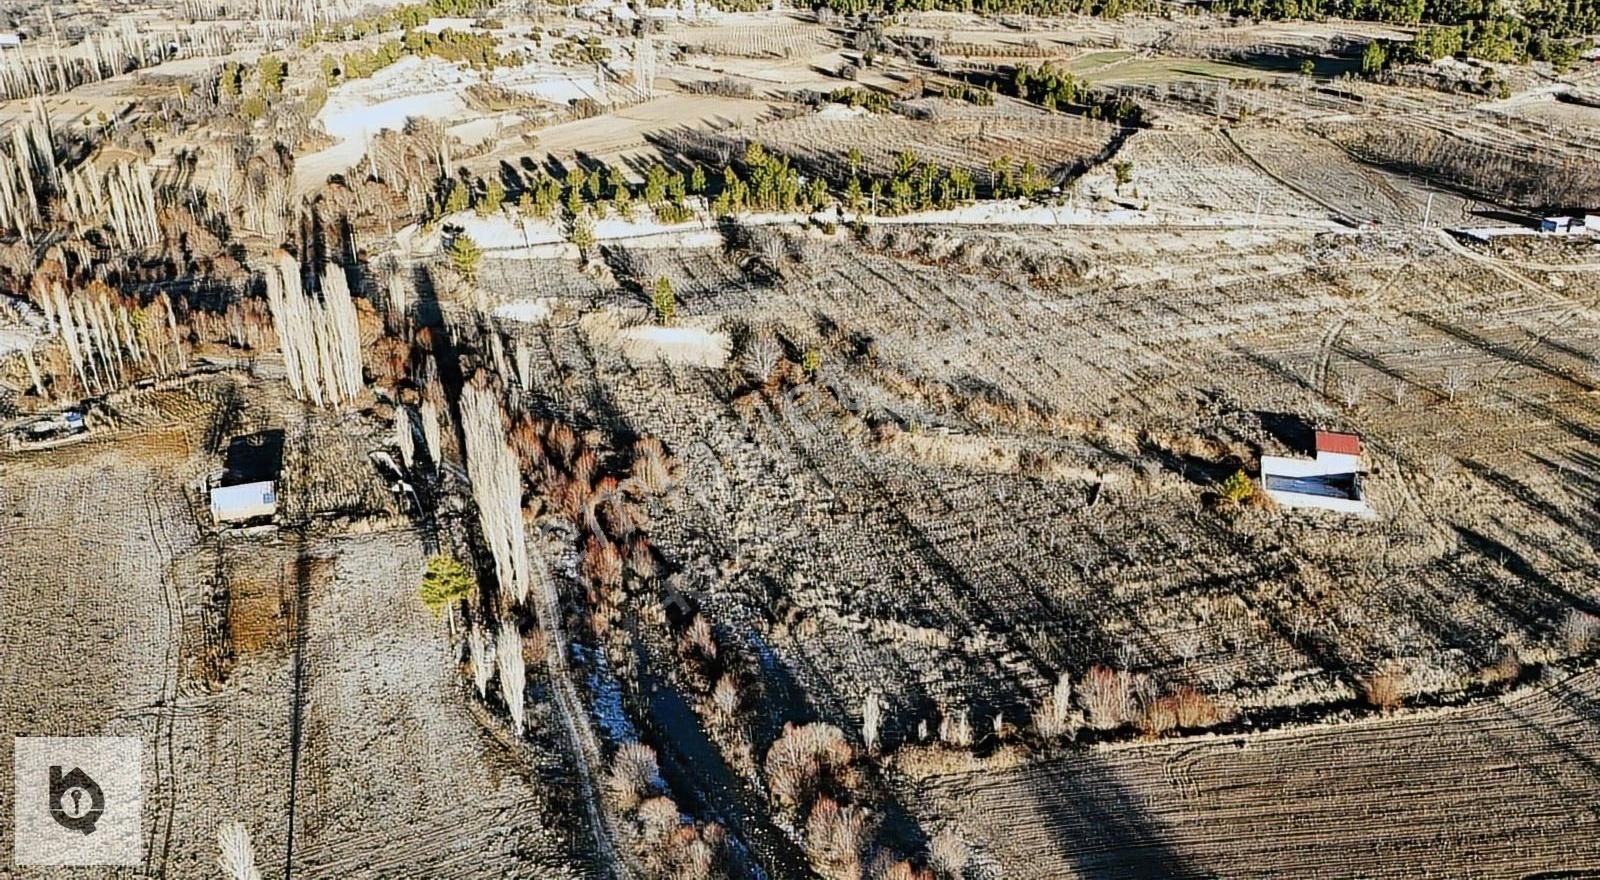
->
[[861, 692, 881, 752], [929, 830, 969, 880], [741, 329, 782, 386], [938, 707, 972, 748], [497, 619, 527, 736], [215, 821, 262, 880]]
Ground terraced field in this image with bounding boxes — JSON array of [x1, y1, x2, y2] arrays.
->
[[916, 667, 1600, 878]]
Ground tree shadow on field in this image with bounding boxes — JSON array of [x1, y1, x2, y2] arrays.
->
[[969, 752, 1209, 879]]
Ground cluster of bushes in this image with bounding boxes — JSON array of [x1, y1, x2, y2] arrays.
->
[[1009, 64, 1146, 124], [711, 143, 831, 215], [826, 86, 895, 113], [550, 35, 611, 66], [981, 154, 1051, 200], [297, 0, 492, 46], [842, 150, 978, 215], [323, 40, 404, 82], [402, 28, 509, 70], [215, 57, 285, 120], [315, 25, 508, 88], [681, 77, 755, 98], [940, 82, 995, 106], [429, 158, 713, 228]]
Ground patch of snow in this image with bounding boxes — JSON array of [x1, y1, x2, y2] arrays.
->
[[816, 103, 869, 121], [416, 16, 479, 33], [301, 56, 470, 187], [615, 324, 730, 368], [494, 298, 559, 324], [572, 643, 636, 743]]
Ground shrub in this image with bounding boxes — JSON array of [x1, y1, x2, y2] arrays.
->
[[418, 554, 475, 615], [684, 615, 718, 660], [636, 795, 679, 838], [258, 55, 286, 95], [448, 232, 483, 281], [929, 831, 968, 879], [938, 708, 972, 748], [714, 674, 740, 715], [805, 797, 868, 878], [1362, 666, 1405, 712], [652, 276, 677, 324], [1032, 672, 1074, 738], [1561, 609, 1599, 653], [1112, 159, 1133, 188], [606, 741, 660, 810], [631, 436, 675, 492], [1219, 469, 1255, 504], [477, 178, 505, 216], [1080, 664, 1135, 729], [766, 722, 852, 810]]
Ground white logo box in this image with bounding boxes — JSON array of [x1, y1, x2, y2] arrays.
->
[[13, 736, 143, 866]]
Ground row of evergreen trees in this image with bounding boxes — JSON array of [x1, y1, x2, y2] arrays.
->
[[422, 141, 1056, 227]]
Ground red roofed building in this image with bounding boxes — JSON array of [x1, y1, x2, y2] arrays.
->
[[1260, 430, 1369, 515], [1315, 431, 1361, 457]]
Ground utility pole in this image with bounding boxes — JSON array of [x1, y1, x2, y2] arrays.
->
[[1422, 192, 1434, 230]]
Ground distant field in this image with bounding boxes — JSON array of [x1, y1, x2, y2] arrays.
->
[[1086, 57, 1272, 84]]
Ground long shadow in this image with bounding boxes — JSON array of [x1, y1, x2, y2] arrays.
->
[[283, 401, 314, 879], [1453, 524, 1600, 626], [1406, 311, 1588, 391], [973, 753, 1208, 879]]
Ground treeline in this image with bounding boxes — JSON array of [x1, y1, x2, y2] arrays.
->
[[427, 157, 712, 226], [318, 27, 506, 87], [297, 0, 492, 45], [1216, 0, 1594, 68], [839, 148, 980, 214]]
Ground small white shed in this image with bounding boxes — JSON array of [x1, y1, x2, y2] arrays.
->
[[210, 480, 277, 524], [1261, 431, 1370, 515]]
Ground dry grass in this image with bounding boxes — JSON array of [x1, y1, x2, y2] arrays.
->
[[766, 722, 853, 811], [607, 741, 661, 811], [805, 796, 870, 879], [1362, 666, 1407, 713]]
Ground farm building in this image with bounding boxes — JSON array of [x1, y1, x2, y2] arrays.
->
[[0, 33, 21, 50], [1260, 431, 1370, 515], [209, 480, 278, 524]]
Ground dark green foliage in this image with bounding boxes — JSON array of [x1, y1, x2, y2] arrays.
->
[[1009, 64, 1145, 125], [652, 276, 676, 324], [941, 82, 996, 105], [1215, 0, 1593, 68], [403, 28, 509, 69], [827, 86, 894, 113]]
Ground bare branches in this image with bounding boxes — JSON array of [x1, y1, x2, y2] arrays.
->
[[215, 821, 262, 880]]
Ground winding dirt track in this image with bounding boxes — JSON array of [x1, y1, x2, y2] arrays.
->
[[919, 668, 1600, 878]]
